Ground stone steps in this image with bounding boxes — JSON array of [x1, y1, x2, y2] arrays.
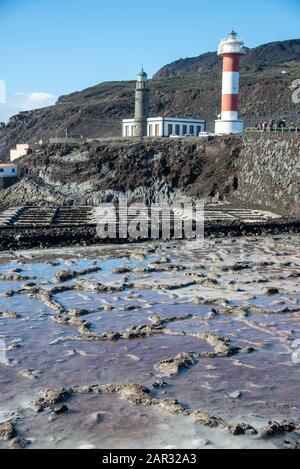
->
[[15, 207, 58, 227], [0, 206, 283, 231], [0, 207, 25, 227], [53, 207, 95, 226]]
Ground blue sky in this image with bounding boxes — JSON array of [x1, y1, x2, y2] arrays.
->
[[0, 0, 299, 121]]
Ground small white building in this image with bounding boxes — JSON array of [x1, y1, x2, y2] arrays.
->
[[0, 164, 18, 177], [122, 117, 206, 138], [10, 143, 41, 162]]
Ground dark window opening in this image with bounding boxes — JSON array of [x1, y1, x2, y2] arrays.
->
[[233, 177, 239, 191]]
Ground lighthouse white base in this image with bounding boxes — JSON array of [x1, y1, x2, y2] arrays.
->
[[215, 119, 244, 135]]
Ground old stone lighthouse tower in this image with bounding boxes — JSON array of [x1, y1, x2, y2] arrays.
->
[[134, 68, 149, 137]]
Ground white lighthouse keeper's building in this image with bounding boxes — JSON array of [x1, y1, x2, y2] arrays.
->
[[123, 116, 206, 138], [215, 31, 246, 135]]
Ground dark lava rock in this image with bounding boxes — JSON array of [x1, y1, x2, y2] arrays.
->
[[282, 440, 300, 450], [228, 423, 258, 436], [52, 405, 69, 415], [9, 437, 28, 449], [152, 381, 168, 389], [261, 421, 297, 438], [264, 287, 280, 296], [0, 421, 16, 441]]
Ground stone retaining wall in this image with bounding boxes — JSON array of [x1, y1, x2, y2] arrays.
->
[[235, 134, 300, 218]]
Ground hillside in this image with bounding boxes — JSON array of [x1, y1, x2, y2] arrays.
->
[[0, 39, 299, 162], [153, 39, 300, 78]]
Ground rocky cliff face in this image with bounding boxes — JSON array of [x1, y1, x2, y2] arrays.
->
[[0, 39, 299, 162], [0, 134, 298, 219], [0, 137, 241, 207]]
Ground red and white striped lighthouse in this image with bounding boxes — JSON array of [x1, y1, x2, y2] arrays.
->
[[215, 31, 246, 134]]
